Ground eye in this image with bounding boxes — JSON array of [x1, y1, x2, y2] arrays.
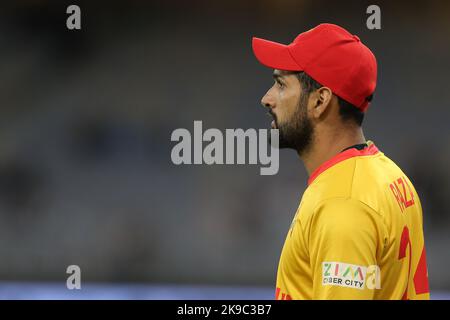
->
[[275, 80, 284, 89]]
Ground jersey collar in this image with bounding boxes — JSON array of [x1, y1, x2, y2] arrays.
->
[[307, 141, 380, 186]]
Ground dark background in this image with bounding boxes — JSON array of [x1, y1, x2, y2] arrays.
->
[[0, 0, 449, 292]]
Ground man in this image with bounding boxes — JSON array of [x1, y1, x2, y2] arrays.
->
[[252, 23, 430, 300]]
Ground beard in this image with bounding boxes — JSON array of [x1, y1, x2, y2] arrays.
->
[[269, 94, 314, 156]]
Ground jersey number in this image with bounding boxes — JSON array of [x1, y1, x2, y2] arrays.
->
[[398, 226, 430, 299]]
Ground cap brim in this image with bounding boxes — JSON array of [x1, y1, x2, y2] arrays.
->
[[252, 37, 302, 71]]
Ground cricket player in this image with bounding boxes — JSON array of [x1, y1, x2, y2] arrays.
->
[[252, 23, 430, 300]]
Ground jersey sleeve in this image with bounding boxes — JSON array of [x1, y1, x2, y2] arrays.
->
[[308, 197, 385, 300]]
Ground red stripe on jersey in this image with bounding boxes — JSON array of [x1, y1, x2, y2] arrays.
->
[[308, 143, 379, 186]]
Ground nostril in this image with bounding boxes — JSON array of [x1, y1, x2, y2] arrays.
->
[[262, 100, 272, 108]]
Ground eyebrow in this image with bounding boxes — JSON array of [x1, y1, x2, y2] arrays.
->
[[273, 73, 284, 81]]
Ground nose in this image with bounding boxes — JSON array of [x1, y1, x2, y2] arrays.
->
[[261, 90, 275, 110]]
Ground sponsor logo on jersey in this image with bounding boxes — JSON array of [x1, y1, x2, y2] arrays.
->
[[322, 262, 381, 290]]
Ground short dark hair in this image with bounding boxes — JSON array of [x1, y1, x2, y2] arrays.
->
[[295, 71, 367, 126]]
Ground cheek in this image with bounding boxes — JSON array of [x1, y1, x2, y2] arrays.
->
[[279, 90, 300, 120]]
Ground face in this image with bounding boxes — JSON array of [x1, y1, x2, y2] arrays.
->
[[261, 70, 314, 155]]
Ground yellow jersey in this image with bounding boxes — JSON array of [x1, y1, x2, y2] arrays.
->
[[275, 141, 430, 300]]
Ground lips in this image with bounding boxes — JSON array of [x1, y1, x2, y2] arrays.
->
[[267, 110, 277, 129], [271, 120, 277, 129]]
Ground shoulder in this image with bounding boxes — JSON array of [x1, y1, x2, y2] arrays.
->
[[304, 151, 397, 218], [303, 197, 388, 258]]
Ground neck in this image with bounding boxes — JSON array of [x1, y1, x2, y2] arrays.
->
[[300, 127, 366, 176]]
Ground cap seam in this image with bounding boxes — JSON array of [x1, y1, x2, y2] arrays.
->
[[334, 43, 364, 106], [286, 46, 303, 70]]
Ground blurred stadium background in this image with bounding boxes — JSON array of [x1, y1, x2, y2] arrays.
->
[[0, 0, 449, 299]]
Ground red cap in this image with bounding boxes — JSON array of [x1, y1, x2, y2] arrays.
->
[[252, 23, 377, 112]]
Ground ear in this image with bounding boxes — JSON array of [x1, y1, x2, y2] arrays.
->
[[310, 87, 333, 119]]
